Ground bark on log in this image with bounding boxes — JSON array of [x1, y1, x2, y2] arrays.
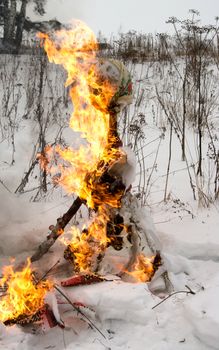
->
[[30, 196, 83, 263]]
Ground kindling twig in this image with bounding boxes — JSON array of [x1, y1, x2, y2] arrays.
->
[[0, 178, 12, 193], [54, 284, 106, 340], [36, 260, 60, 283], [152, 285, 196, 310], [164, 121, 173, 202]]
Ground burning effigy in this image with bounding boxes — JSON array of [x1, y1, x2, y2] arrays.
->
[[0, 20, 164, 331]]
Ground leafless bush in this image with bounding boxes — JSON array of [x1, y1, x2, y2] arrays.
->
[[0, 54, 23, 164], [0, 51, 68, 198]]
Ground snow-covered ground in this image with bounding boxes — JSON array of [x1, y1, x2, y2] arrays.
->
[[0, 54, 219, 349]]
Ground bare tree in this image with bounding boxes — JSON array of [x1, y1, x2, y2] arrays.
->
[[15, 0, 47, 51], [3, 0, 17, 45], [0, 0, 48, 51], [15, 0, 27, 51]]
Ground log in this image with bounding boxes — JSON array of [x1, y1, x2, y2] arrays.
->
[[30, 196, 83, 263]]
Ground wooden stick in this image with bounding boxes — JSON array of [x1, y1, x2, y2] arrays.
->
[[54, 284, 106, 339], [30, 196, 83, 263], [152, 285, 196, 310]]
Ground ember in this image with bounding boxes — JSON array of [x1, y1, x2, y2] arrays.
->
[[0, 259, 52, 324]]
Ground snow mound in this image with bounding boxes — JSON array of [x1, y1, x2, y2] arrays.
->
[[184, 274, 219, 349]]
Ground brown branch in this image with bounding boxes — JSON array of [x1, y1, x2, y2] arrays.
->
[[36, 260, 60, 283], [30, 196, 83, 263], [152, 285, 196, 310]]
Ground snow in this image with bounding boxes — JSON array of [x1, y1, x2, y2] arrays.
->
[[184, 274, 219, 349], [0, 54, 219, 350]]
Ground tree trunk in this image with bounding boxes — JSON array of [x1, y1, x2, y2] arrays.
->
[[3, 0, 9, 43], [3, 0, 17, 45], [8, 0, 16, 43], [15, 0, 27, 52]]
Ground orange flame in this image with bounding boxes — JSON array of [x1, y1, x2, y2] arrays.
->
[[38, 21, 124, 208], [38, 21, 128, 274], [62, 205, 110, 272], [126, 254, 155, 282], [0, 259, 52, 323]]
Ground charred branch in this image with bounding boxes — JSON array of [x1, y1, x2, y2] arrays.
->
[[106, 213, 124, 250], [23, 18, 62, 33], [30, 196, 83, 262]]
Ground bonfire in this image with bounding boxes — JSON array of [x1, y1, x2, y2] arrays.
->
[[0, 20, 162, 331]]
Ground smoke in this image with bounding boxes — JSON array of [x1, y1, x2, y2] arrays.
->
[[27, 0, 85, 23], [46, 0, 87, 23]]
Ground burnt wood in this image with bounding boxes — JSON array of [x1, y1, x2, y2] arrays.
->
[[30, 196, 83, 263]]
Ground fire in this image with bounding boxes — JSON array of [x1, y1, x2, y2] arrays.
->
[[37, 21, 128, 274], [126, 254, 155, 283], [0, 259, 52, 323], [63, 205, 110, 272], [38, 21, 124, 209]]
